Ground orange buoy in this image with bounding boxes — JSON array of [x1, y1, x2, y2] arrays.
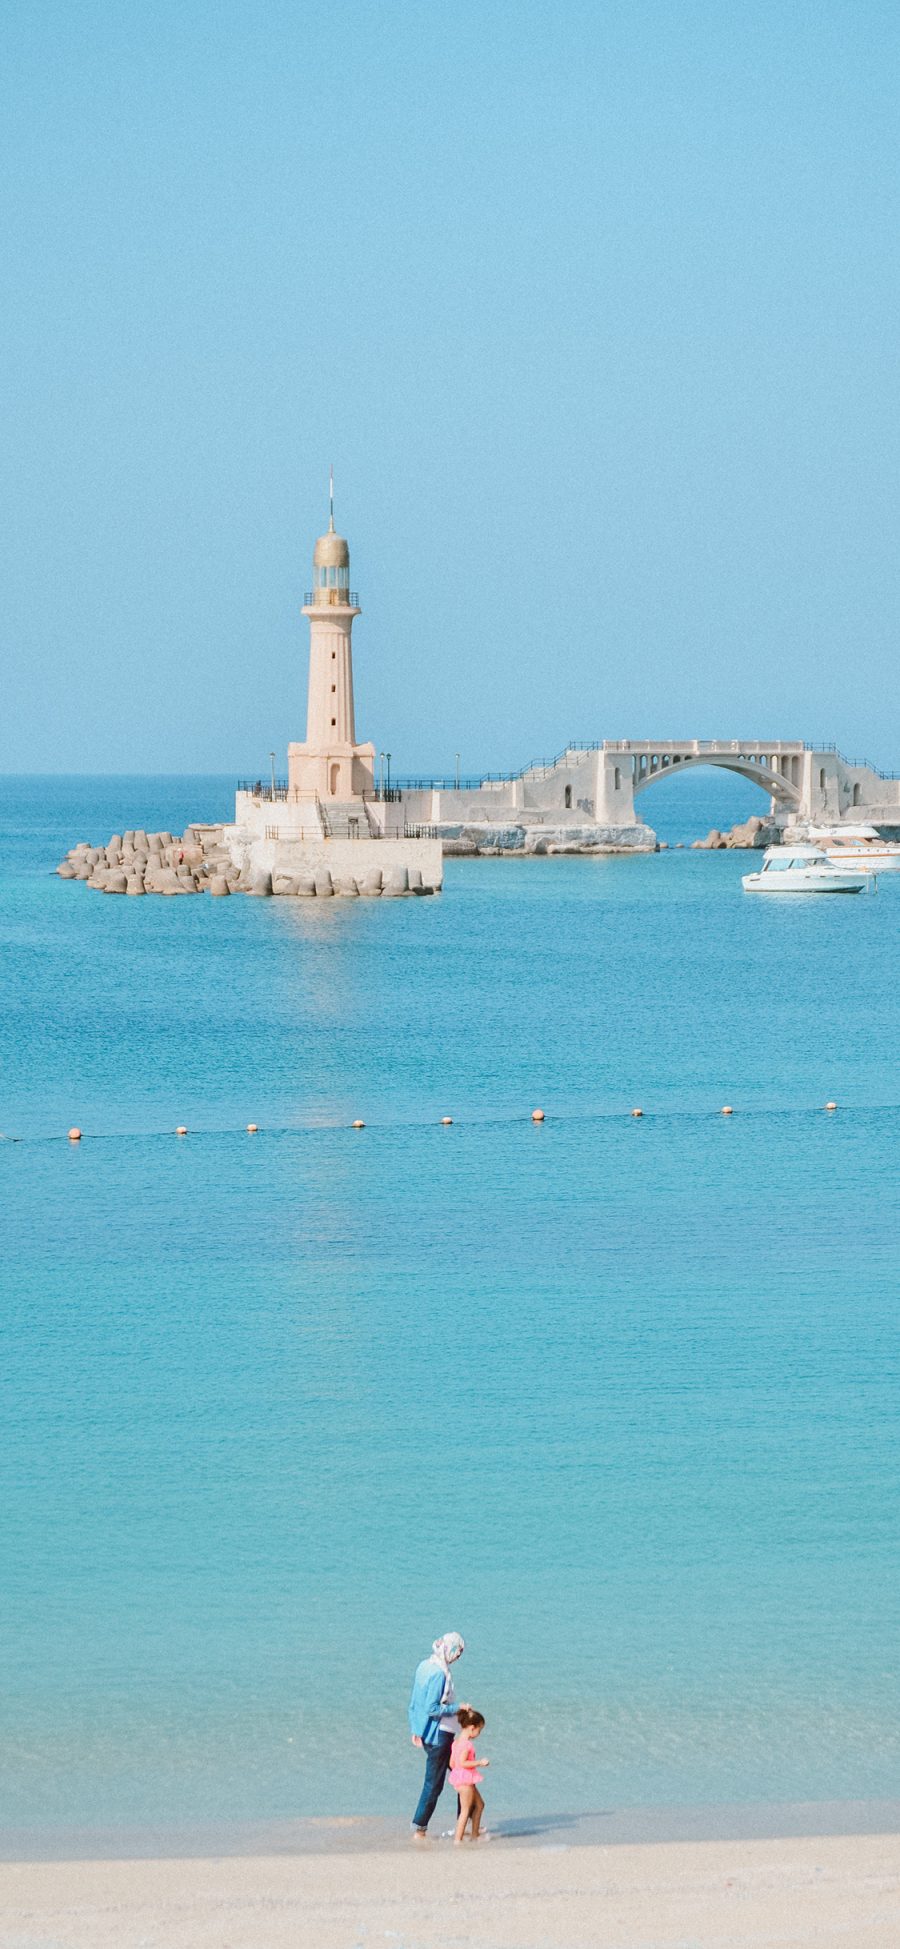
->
[[531, 1108, 545, 1122], [721, 1105, 734, 1116], [175, 1125, 188, 1136], [246, 1123, 258, 1133], [631, 1108, 643, 1119], [67, 1126, 82, 1142], [351, 1119, 365, 1129], [825, 1100, 838, 1112], [441, 1116, 453, 1125]]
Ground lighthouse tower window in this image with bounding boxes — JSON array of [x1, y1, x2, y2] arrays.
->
[[564, 785, 572, 809]]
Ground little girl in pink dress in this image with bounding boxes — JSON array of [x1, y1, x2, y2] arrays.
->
[[450, 1708, 489, 1842]]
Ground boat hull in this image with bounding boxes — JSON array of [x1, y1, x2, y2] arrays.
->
[[742, 872, 866, 893], [826, 849, 900, 872]]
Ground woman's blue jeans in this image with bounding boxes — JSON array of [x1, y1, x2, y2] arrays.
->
[[412, 1734, 454, 1830]]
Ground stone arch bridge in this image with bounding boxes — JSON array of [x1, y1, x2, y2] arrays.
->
[[395, 739, 900, 847], [591, 740, 899, 826]]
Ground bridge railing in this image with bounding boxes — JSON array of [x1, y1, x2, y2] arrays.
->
[[603, 739, 805, 755], [803, 742, 899, 780]]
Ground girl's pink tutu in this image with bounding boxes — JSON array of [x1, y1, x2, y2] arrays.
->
[[449, 1735, 482, 1787]]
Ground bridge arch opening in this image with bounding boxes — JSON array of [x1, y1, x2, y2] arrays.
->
[[632, 754, 800, 810], [628, 752, 801, 845]]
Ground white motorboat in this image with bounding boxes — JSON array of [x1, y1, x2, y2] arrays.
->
[[806, 825, 900, 873], [742, 846, 870, 894]]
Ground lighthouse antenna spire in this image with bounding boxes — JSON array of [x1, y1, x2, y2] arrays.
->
[[329, 465, 334, 533]]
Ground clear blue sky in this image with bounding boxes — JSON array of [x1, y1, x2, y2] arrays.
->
[[2, 0, 898, 776]]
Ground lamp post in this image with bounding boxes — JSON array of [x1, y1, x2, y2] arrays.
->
[[386, 752, 392, 796], [270, 751, 276, 799], [379, 751, 385, 797], [455, 752, 460, 791]]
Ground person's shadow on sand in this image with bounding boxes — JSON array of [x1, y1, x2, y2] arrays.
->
[[490, 1812, 614, 1843]]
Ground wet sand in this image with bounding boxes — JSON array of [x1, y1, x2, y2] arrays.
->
[[0, 1825, 898, 1947]]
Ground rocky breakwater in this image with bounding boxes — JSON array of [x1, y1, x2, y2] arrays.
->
[[439, 822, 657, 856], [691, 815, 778, 851], [56, 827, 238, 895], [56, 828, 438, 898]]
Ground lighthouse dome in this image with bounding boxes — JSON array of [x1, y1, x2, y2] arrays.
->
[[313, 528, 350, 569]]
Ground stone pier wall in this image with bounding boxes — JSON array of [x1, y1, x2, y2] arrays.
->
[[56, 825, 443, 898], [221, 827, 443, 894]]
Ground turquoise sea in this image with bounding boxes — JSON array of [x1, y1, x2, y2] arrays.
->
[[2, 772, 899, 1832]]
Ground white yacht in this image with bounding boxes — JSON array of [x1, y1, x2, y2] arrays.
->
[[807, 825, 900, 873], [742, 846, 870, 894]]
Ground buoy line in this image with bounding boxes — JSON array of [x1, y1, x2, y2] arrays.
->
[[3, 1099, 893, 1149]]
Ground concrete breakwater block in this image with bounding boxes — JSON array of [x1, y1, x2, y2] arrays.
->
[[58, 822, 441, 905]]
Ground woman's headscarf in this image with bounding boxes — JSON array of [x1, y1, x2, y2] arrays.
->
[[432, 1632, 465, 1685]]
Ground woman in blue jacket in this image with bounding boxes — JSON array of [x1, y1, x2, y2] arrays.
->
[[408, 1632, 467, 1835]]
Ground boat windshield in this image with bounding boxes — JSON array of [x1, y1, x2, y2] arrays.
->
[[763, 851, 827, 870]]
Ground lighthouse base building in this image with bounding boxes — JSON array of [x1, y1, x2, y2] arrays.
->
[[222, 501, 442, 897]]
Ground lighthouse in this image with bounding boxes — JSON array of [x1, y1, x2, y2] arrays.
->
[[287, 481, 376, 803]]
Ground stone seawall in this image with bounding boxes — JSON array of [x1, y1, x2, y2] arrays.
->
[[437, 822, 657, 856], [222, 826, 443, 895], [56, 825, 443, 898]]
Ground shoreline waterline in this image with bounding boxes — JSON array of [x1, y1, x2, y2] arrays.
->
[[2, 1796, 898, 1862]]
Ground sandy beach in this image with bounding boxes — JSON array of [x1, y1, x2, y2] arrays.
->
[[0, 1828, 898, 1948]]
